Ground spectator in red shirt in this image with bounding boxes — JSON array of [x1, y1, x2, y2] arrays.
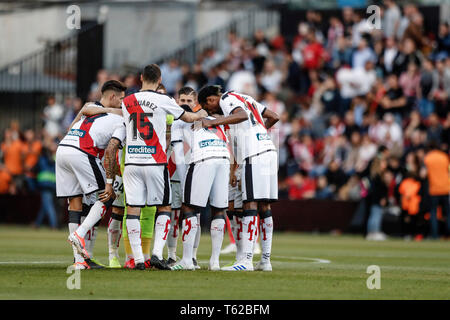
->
[[302, 30, 328, 70], [287, 170, 316, 200]]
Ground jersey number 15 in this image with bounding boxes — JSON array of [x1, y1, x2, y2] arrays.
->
[[129, 112, 153, 140]]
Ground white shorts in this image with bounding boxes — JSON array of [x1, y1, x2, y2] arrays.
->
[[171, 181, 182, 210], [228, 183, 243, 209], [183, 158, 229, 209], [241, 150, 278, 203], [112, 175, 125, 208], [123, 165, 171, 207], [56, 146, 106, 198]]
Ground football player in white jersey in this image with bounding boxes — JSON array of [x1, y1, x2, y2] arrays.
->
[[166, 87, 202, 267], [197, 85, 279, 271], [169, 99, 231, 271], [57, 80, 127, 269], [121, 64, 207, 270]]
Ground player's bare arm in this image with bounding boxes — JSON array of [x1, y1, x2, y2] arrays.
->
[[68, 104, 122, 130], [83, 106, 123, 116], [262, 108, 280, 129], [99, 138, 121, 203], [201, 108, 247, 128], [179, 108, 208, 123]]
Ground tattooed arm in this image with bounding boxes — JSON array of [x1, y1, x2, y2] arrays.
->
[[98, 138, 121, 203]]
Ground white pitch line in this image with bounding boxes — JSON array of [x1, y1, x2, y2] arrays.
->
[[272, 255, 331, 264], [0, 261, 67, 265], [200, 256, 331, 265]]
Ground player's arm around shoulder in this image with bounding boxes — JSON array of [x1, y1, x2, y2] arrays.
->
[[81, 103, 123, 117], [179, 108, 208, 123], [201, 107, 247, 128], [100, 138, 122, 203]]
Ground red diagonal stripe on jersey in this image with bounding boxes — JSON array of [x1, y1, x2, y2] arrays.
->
[[79, 115, 103, 158], [207, 124, 227, 142], [168, 154, 176, 178], [123, 94, 166, 163], [229, 92, 265, 129]]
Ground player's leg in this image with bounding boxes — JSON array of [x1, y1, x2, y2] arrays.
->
[[221, 188, 237, 254], [167, 209, 180, 264], [108, 175, 125, 267], [55, 147, 91, 269], [69, 155, 113, 259], [253, 215, 261, 255], [255, 151, 277, 271], [108, 207, 124, 268], [81, 193, 102, 264], [209, 208, 226, 271], [192, 211, 201, 269], [141, 205, 156, 266], [67, 196, 86, 268], [234, 209, 244, 261], [173, 162, 212, 270], [208, 160, 229, 270], [121, 206, 135, 268], [222, 157, 258, 271], [256, 202, 273, 271], [222, 211, 236, 253], [148, 165, 172, 270], [170, 205, 197, 271], [167, 181, 182, 265], [122, 165, 147, 270], [125, 207, 144, 269]]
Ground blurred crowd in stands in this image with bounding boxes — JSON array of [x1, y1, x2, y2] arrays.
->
[[0, 1, 449, 239]]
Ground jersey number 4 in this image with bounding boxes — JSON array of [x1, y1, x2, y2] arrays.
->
[[129, 112, 154, 141]]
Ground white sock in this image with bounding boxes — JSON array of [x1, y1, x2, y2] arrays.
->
[[167, 210, 180, 260], [241, 214, 257, 263], [76, 201, 107, 238], [87, 226, 98, 258], [68, 214, 84, 263], [80, 215, 93, 258], [108, 216, 122, 260], [234, 215, 244, 261], [152, 213, 171, 260], [193, 213, 201, 260], [126, 217, 144, 264], [210, 217, 225, 266], [181, 215, 197, 265], [260, 216, 273, 263]]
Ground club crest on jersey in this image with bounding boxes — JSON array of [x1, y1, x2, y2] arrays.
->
[[198, 139, 227, 148], [127, 145, 156, 154], [256, 133, 271, 141], [67, 128, 86, 137]]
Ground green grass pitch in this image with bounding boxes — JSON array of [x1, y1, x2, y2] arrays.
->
[[0, 225, 449, 299]]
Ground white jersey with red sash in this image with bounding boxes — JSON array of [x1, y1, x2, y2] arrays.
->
[[59, 102, 126, 159], [121, 90, 185, 166], [219, 91, 275, 163]]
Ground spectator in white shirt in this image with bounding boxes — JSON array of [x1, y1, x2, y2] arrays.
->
[[42, 96, 64, 139], [383, 0, 401, 39], [352, 38, 376, 69], [160, 59, 183, 96]]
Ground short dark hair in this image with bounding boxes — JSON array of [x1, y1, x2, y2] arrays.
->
[[197, 85, 222, 105], [101, 80, 127, 94], [178, 86, 197, 97], [142, 64, 161, 83]]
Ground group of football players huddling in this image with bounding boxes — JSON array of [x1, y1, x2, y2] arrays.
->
[[57, 63, 279, 272]]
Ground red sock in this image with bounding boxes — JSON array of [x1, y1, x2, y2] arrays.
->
[[225, 215, 236, 244]]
